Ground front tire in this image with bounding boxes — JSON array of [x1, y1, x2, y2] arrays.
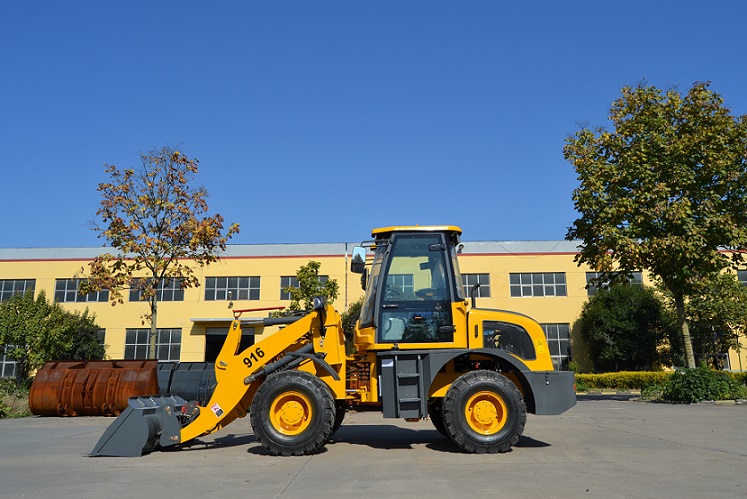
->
[[331, 401, 346, 435], [442, 370, 526, 454], [250, 370, 336, 456]]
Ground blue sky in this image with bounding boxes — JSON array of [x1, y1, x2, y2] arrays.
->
[[2, 2, 746, 248]]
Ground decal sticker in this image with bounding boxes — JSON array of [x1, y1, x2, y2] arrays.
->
[[382, 359, 394, 368], [211, 403, 224, 417]]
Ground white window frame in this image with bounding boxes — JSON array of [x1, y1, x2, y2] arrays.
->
[[205, 276, 260, 301], [55, 279, 109, 303], [510, 273, 567, 297], [541, 323, 572, 371], [0, 279, 35, 302], [462, 273, 490, 298], [124, 328, 181, 361]]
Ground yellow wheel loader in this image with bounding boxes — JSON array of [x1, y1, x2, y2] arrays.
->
[[91, 226, 575, 457]]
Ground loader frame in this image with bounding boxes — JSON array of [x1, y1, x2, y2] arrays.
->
[[91, 225, 576, 457]]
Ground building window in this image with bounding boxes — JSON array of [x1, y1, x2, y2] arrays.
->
[[541, 323, 572, 371], [280, 276, 298, 300], [129, 279, 185, 302], [205, 277, 260, 301], [0, 279, 35, 302], [462, 274, 490, 298], [55, 279, 109, 303], [385, 274, 414, 298], [124, 328, 181, 361], [586, 272, 642, 296], [509, 273, 567, 297], [97, 329, 106, 348], [280, 275, 328, 300], [738, 270, 747, 286], [0, 345, 16, 378]]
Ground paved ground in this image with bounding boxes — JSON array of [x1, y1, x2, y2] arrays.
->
[[1, 395, 746, 499]]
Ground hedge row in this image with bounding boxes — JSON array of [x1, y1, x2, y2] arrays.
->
[[574, 370, 747, 391]]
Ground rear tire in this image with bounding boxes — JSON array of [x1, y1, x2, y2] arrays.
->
[[442, 370, 526, 454], [250, 370, 336, 456], [427, 397, 448, 437]]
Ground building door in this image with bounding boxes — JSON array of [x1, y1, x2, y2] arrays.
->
[[204, 327, 255, 362]]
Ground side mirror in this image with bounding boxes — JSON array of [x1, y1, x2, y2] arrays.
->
[[350, 246, 366, 274], [313, 296, 326, 311], [313, 296, 327, 337]]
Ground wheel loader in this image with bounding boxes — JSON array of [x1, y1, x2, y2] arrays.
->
[[91, 225, 576, 457]]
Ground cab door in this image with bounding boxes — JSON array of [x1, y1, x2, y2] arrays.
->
[[376, 233, 455, 344]]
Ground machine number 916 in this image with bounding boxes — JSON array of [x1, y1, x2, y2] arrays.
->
[[242, 347, 266, 368]]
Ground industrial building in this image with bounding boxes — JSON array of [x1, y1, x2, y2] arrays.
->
[[1, 240, 745, 375]]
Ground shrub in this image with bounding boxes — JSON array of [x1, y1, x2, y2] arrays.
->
[[574, 368, 747, 401], [662, 365, 747, 403], [640, 382, 667, 401], [574, 377, 589, 393], [732, 372, 747, 385], [0, 378, 30, 419], [576, 284, 678, 371], [575, 371, 671, 391]]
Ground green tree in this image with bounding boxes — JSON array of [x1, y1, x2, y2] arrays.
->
[[681, 272, 747, 369], [341, 297, 363, 342], [577, 284, 678, 372], [565, 81, 747, 368], [84, 146, 239, 359], [280, 261, 339, 313], [0, 291, 104, 386], [61, 309, 107, 361]]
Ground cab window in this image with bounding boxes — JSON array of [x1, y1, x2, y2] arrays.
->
[[378, 234, 453, 343], [483, 320, 536, 360]]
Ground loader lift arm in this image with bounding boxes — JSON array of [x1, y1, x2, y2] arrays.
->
[[91, 299, 345, 457]]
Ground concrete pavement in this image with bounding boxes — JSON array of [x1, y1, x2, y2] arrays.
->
[[1, 395, 745, 498]]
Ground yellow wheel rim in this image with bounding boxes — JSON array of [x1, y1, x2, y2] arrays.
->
[[269, 391, 313, 436], [465, 390, 508, 435]]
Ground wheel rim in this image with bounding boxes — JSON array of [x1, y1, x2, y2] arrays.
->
[[269, 390, 313, 436], [464, 390, 508, 435]]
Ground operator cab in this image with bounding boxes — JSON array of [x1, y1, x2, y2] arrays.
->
[[352, 226, 464, 346]]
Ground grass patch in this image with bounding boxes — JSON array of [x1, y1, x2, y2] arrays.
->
[[0, 379, 31, 419]]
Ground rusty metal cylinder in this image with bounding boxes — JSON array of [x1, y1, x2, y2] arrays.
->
[[29, 360, 159, 416]]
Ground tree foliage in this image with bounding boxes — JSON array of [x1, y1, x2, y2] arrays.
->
[[565, 81, 747, 368], [679, 272, 747, 369], [280, 261, 339, 313], [0, 291, 105, 386], [577, 284, 679, 372], [84, 146, 239, 359], [340, 297, 363, 354], [341, 297, 363, 342]]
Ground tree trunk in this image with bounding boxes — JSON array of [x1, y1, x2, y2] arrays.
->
[[15, 356, 26, 389], [148, 296, 158, 360], [675, 294, 697, 368]]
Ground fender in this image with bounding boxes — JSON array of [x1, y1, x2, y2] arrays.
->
[[377, 348, 575, 417]]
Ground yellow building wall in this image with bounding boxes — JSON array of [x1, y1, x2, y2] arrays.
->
[[2, 244, 746, 373]]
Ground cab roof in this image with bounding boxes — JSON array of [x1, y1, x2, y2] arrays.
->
[[371, 225, 463, 238]]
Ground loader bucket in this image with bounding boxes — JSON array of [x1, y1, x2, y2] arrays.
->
[[90, 395, 187, 457], [157, 362, 216, 406], [29, 360, 159, 417]]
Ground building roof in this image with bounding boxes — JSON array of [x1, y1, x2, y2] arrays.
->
[[0, 240, 582, 262]]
